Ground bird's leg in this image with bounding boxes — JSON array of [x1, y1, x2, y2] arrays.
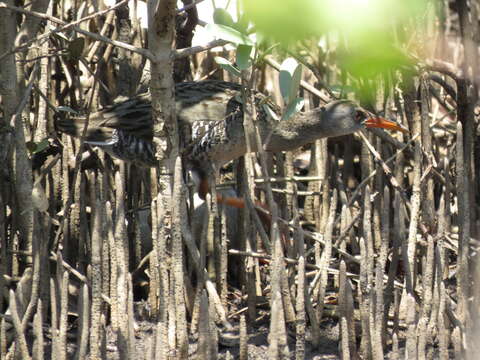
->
[[193, 163, 274, 234], [196, 165, 247, 208], [193, 163, 255, 209]]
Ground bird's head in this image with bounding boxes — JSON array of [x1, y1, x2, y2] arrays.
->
[[320, 100, 408, 137]]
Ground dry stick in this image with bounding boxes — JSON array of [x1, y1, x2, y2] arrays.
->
[[315, 189, 337, 324], [418, 233, 435, 360], [179, 202, 232, 329], [86, 10, 116, 62], [175, 39, 229, 59], [50, 278, 59, 357], [428, 192, 445, 339], [75, 284, 89, 360], [293, 188, 306, 360], [150, 194, 170, 360], [420, 77, 437, 226], [32, 299, 44, 360], [384, 144, 405, 303], [167, 271, 177, 352], [364, 185, 375, 359], [207, 178, 218, 287], [239, 314, 248, 360], [31, 299, 45, 360], [48, 252, 111, 304], [199, 194, 210, 288], [252, 204, 360, 265], [350, 102, 456, 216], [279, 258, 296, 324], [0, 194, 7, 319], [358, 131, 409, 206], [16, 279, 26, 320], [0, 319, 6, 359], [114, 167, 131, 359], [404, 140, 422, 360], [155, 314, 168, 360], [35, 0, 52, 143], [333, 212, 362, 248], [8, 290, 31, 360], [240, 75, 275, 311], [268, 218, 288, 359], [244, 75, 289, 348], [57, 271, 69, 360], [391, 289, 401, 360], [358, 235, 372, 359], [188, 192, 208, 334], [153, 188, 169, 360], [219, 206, 229, 308], [145, 335, 154, 360], [338, 204, 349, 267], [208, 291, 219, 359], [151, 198, 168, 358], [0, 1, 153, 62], [149, 184, 161, 320], [346, 132, 417, 210], [52, 72, 99, 252], [455, 121, 470, 351], [345, 259, 358, 356], [373, 187, 390, 359], [197, 291, 210, 359], [127, 274, 136, 360], [89, 195, 104, 360], [228, 249, 361, 279], [435, 233, 449, 360], [7, 64, 39, 335], [171, 157, 188, 357], [338, 261, 351, 360], [244, 194, 272, 252]]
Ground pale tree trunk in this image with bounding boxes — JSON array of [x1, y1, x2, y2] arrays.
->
[[147, 1, 189, 357], [148, 0, 179, 192], [0, 1, 33, 271]]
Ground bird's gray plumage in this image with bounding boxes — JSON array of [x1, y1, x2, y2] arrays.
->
[[55, 80, 365, 173]]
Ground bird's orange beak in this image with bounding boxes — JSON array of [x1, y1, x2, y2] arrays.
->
[[365, 117, 408, 133]]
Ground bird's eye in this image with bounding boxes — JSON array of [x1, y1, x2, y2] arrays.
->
[[355, 110, 365, 123]]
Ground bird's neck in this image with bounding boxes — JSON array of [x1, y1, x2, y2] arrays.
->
[[265, 108, 332, 152]]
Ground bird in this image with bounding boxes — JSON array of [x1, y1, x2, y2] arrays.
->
[[55, 80, 407, 207]]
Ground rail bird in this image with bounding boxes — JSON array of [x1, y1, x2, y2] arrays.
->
[[55, 80, 406, 207]]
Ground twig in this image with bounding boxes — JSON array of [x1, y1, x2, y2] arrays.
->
[[0, 1, 156, 62], [175, 39, 229, 58], [357, 131, 410, 204]]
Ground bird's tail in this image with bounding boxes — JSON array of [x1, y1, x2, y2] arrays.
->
[[54, 112, 115, 142]]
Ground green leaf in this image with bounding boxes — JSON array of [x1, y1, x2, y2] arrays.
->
[[26, 138, 50, 154], [57, 106, 79, 114], [279, 58, 302, 105], [236, 45, 253, 70], [213, 8, 235, 27], [234, 13, 250, 33], [281, 97, 304, 121], [206, 23, 254, 46], [214, 56, 241, 77]]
